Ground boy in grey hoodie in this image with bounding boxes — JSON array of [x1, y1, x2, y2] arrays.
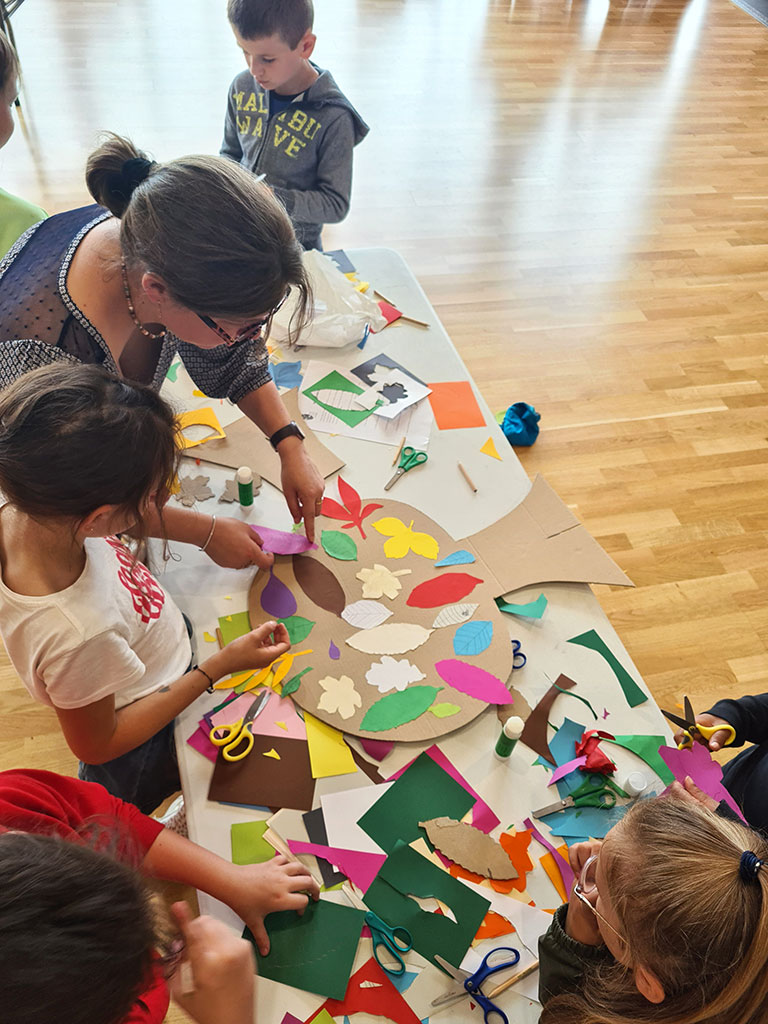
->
[[221, 0, 369, 251]]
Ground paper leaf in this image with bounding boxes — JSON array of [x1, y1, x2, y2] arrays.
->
[[321, 530, 358, 561], [452, 620, 493, 656], [420, 817, 518, 879], [278, 615, 315, 644], [360, 686, 441, 732], [432, 603, 479, 628], [365, 656, 426, 693], [372, 517, 439, 559], [329, 640, 340, 660], [480, 436, 503, 460], [356, 564, 411, 600], [317, 675, 363, 720], [261, 569, 297, 618], [253, 524, 317, 555], [406, 573, 483, 609], [174, 474, 214, 507], [264, 748, 281, 760], [434, 549, 476, 567], [567, 629, 647, 708], [218, 479, 239, 503], [435, 659, 512, 704], [293, 555, 346, 615], [320, 477, 382, 539], [495, 593, 548, 619], [429, 702, 461, 718], [281, 666, 312, 697], [346, 622, 432, 655], [341, 600, 393, 630]]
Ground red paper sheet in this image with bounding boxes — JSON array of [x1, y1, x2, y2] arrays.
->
[[306, 957, 421, 1024]]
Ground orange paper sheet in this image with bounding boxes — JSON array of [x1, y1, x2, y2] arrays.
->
[[427, 381, 486, 430], [540, 849, 569, 903]]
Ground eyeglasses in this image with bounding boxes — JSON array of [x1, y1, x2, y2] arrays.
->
[[196, 287, 291, 347], [573, 854, 626, 946]]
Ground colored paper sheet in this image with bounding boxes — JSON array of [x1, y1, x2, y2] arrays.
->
[[324, 249, 356, 273], [540, 852, 569, 903], [480, 435, 503, 460], [186, 725, 218, 763], [309, 957, 422, 1024], [538, 804, 629, 840], [287, 841, 385, 893], [351, 352, 427, 389], [358, 751, 475, 853], [364, 840, 490, 969], [548, 756, 588, 785], [605, 735, 675, 786], [524, 817, 576, 894], [360, 737, 395, 761], [218, 610, 252, 646], [659, 742, 745, 819], [454, 875, 552, 955], [270, 359, 304, 390], [520, 675, 578, 765], [177, 407, 226, 449], [208, 735, 315, 811], [246, 899, 365, 999], [231, 820, 274, 865], [304, 711, 357, 779], [434, 659, 512, 704], [279, 1015, 303, 1024], [495, 593, 548, 619], [302, 807, 348, 888], [304, 369, 379, 428], [568, 629, 647, 708], [252, 524, 316, 555], [321, 785, 391, 856], [360, 686, 440, 732], [427, 381, 486, 430], [406, 573, 483, 609], [434, 549, 476, 567]]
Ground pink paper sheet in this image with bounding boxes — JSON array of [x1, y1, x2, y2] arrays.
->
[[250, 524, 317, 554], [209, 691, 306, 741], [360, 737, 395, 761], [287, 840, 386, 893], [548, 755, 587, 786], [524, 816, 576, 894], [187, 724, 218, 763], [659, 743, 745, 820]]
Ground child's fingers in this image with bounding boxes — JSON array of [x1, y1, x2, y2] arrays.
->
[[259, 641, 291, 660], [170, 900, 195, 936], [250, 918, 270, 957], [248, 621, 278, 644], [273, 622, 290, 645]]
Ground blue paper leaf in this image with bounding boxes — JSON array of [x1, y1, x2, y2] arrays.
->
[[270, 360, 304, 389], [452, 619, 493, 656], [434, 549, 476, 568]]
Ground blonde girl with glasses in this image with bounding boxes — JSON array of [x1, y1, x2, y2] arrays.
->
[[539, 791, 768, 1023]]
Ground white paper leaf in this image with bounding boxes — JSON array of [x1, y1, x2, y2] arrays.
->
[[341, 600, 394, 630], [345, 622, 433, 655], [365, 656, 426, 693], [432, 603, 479, 629], [453, 620, 494, 656], [317, 675, 362, 720]]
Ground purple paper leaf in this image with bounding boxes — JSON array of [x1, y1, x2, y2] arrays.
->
[[261, 569, 297, 619], [329, 639, 340, 660], [252, 524, 317, 555]]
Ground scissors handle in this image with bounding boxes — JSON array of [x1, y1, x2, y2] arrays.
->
[[220, 723, 256, 762], [475, 994, 508, 1024], [693, 722, 736, 747], [511, 640, 527, 669], [574, 789, 616, 809], [209, 719, 242, 747], [400, 446, 428, 470]]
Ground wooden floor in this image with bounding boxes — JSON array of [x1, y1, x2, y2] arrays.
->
[[2, 0, 768, 1018]]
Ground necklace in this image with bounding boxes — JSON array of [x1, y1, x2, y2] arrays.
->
[[120, 257, 167, 340]]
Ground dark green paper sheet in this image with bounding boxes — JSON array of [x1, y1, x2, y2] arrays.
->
[[568, 629, 648, 708]]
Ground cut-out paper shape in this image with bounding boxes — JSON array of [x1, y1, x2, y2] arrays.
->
[[495, 593, 548, 619], [321, 529, 358, 561], [304, 711, 357, 779], [540, 804, 628, 840], [605, 735, 675, 786], [659, 742, 745, 819], [520, 674, 577, 766], [452, 620, 493, 657], [429, 702, 461, 718], [434, 659, 511, 704], [230, 820, 274, 865], [303, 807, 348, 888], [523, 817, 576, 895], [208, 734, 315, 811], [218, 610, 252, 646], [317, 675, 362, 720], [260, 568, 297, 619], [276, 721, 287, 730], [271, 359, 303, 390], [218, 478, 239, 503], [427, 381, 486, 430], [304, 368, 382, 428], [287, 841, 386, 894], [372, 517, 439, 560], [432, 603, 479, 629], [548, 756, 588, 785], [281, 666, 312, 697], [174, 474, 214, 507], [321, 477, 382, 540], [540, 851, 569, 903], [309, 957, 423, 1024], [420, 818, 518, 879], [360, 737, 395, 761], [246, 898, 366, 1000], [203, 631, 216, 643], [252, 524, 316, 555], [166, 361, 180, 382], [277, 615, 315, 644], [263, 748, 281, 760], [568, 629, 647, 708], [293, 554, 346, 615], [576, 729, 616, 773], [356, 564, 411, 600], [365, 656, 426, 693], [341, 600, 393, 630], [556, 681, 599, 722], [346, 622, 432, 656], [454, 874, 552, 956], [434, 549, 476, 568], [480, 435, 503, 461], [476, 910, 515, 940], [328, 639, 340, 660], [176, 407, 226, 449], [407, 573, 483, 609], [360, 686, 441, 732]]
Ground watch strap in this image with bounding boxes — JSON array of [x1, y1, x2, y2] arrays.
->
[[268, 421, 305, 451]]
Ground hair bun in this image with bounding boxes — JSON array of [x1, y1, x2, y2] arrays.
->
[[85, 134, 157, 218], [740, 850, 764, 882], [120, 157, 155, 191]]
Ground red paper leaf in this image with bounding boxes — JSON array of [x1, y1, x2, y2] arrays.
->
[[338, 476, 362, 519], [320, 477, 383, 540], [320, 497, 351, 521], [406, 573, 484, 609]]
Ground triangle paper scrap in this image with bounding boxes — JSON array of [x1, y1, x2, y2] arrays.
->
[[480, 435, 503, 460]]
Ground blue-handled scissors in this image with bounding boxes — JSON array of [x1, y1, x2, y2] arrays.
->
[[511, 640, 526, 669], [364, 911, 413, 976], [433, 947, 521, 1024], [532, 773, 629, 819], [384, 446, 428, 491]]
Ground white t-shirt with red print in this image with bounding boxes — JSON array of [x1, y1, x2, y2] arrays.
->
[[0, 535, 191, 710]]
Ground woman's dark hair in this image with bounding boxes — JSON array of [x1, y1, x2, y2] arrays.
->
[[85, 133, 311, 341], [0, 363, 180, 543]]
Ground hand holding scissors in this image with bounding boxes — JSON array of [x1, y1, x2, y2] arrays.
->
[[532, 773, 628, 819], [209, 690, 270, 761], [384, 446, 428, 491], [364, 911, 412, 976], [432, 947, 521, 1024], [661, 696, 736, 751]]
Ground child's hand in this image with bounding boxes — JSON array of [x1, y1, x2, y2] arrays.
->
[[219, 622, 290, 674], [669, 777, 719, 812], [229, 855, 321, 955], [673, 713, 733, 751], [204, 517, 274, 571], [169, 902, 255, 1024]]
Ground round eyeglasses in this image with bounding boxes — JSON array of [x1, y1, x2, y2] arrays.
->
[[573, 853, 626, 946], [196, 287, 291, 347]]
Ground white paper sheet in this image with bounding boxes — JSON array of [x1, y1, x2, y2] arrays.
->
[[320, 782, 391, 855]]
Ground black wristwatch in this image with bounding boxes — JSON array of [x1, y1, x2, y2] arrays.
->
[[268, 420, 306, 451]]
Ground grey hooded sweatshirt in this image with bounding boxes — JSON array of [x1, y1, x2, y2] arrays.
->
[[221, 64, 369, 250]]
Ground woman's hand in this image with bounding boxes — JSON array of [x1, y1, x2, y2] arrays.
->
[[565, 840, 603, 946], [215, 621, 290, 675], [204, 516, 274, 571], [673, 713, 734, 751], [228, 856, 321, 956], [279, 441, 324, 542]]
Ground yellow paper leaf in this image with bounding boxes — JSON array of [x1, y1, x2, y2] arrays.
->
[[263, 748, 281, 760], [213, 669, 256, 691], [203, 631, 216, 643], [480, 436, 503, 461], [372, 517, 439, 560], [176, 407, 226, 449], [304, 712, 357, 779]]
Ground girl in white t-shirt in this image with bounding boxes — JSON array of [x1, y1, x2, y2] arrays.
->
[[0, 363, 290, 812]]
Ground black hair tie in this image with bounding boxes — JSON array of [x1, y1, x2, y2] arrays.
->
[[121, 157, 155, 191], [740, 850, 764, 882]]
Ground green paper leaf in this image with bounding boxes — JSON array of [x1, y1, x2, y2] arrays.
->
[[278, 615, 315, 644], [568, 629, 647, 708], [321, 529, 358, 561], [452, 620, 493, 656], [429, 702, 461, 718], [281, 666, 312, 696], [360, 685, 441, 732], [495, 593, 548, 619]]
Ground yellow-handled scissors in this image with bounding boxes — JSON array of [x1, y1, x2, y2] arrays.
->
[[661, 696, 736, 751], [384, 446, 428, 491], [209, 690, 271, 761]]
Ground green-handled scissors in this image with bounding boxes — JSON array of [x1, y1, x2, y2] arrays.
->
[[384, 446, 428, 491], [209, 690, 271, 762], [364, 911, 413, 976], [531, 773, 629, 819]]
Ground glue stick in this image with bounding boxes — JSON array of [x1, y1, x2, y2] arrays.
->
[[624, 772, 648, 798], [495, 716, 524, 760], [236, 466, 254, 507]]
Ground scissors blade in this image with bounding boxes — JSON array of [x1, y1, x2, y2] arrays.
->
[[384, 467, 404, 491], [242, 689, 271, 727], [433, 954, 469, 984], [660, 707, 689, 730], [531, 797, 572, 818], [683, 696, 696, 727]]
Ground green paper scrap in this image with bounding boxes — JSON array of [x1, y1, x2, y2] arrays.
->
[[233, 672, 257, 695], [278, 615, 315, 644], [218, 611, 252, 647], [282, 667, 312, 697], [165, 360, 181, 382], [230, 820, 274, 866], [553, 680, 598, 721], [568, 629, 648, 708], [245, 899, 365, 1000], [495, 593, 548, 619], [360, 685, 442, 733], [429, 702, 461, 718], [357, 751, 475, 853], [303, 370, 379, 428], [364, 840, 490, 970], [321, 529, 358, 561], [605, 735, 675, 786]]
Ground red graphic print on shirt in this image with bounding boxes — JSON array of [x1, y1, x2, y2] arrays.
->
[[105, 536, 165, 624]]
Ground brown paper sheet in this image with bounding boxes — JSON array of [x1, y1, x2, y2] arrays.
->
[[519, 673, 577, 765], [420, 817, 519, 879], [207, 734, 315, 811]]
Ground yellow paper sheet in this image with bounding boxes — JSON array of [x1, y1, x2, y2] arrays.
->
[[304, 711, 357, 779], [177, 407, 226, 449]]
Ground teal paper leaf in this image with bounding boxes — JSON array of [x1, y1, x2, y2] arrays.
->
[[360, 685, 441, 732], [452, 620, 493, 656], [434, 549, 476, 568], [278, 615, 315, 644]]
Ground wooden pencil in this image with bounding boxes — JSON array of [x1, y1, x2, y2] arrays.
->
[[399, 314, 430, 329], [458, 461, 478, 493], [487, 960, 539, 999], [216, 627, 224, 648], [392, 435, 406, 466]]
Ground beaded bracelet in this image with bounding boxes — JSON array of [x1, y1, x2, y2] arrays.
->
[[199, 515, 217, 552], [195, 666, 215, 693]]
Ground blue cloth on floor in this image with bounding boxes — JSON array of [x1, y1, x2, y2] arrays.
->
[[502, 402, 540, 446]]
